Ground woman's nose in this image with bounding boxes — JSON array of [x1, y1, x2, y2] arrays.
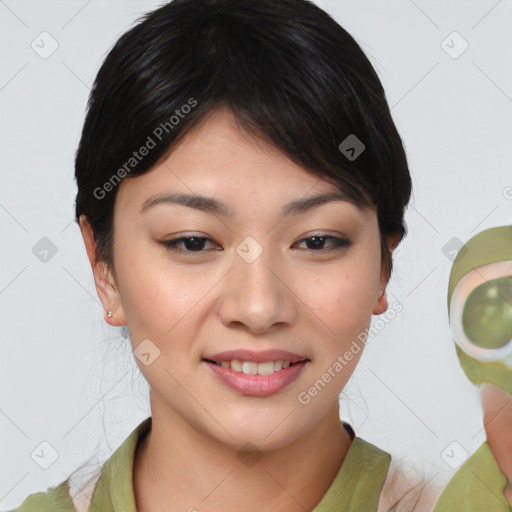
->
[[217, 240, 298, 334]]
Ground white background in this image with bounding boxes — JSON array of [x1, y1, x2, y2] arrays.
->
[[1, 0, 511, 509]]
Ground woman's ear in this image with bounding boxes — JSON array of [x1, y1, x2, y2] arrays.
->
[[387, 230, 402, 253], [79, 215, 126, 326], [372, 288, 389, 316], [372, 230, 402, 316]]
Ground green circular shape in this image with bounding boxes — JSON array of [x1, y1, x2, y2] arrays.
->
[[462, 276, 512, 349]]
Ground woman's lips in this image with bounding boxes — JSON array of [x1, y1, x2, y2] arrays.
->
[[202, 359, 309, 397], [203, 349, 309, 364]]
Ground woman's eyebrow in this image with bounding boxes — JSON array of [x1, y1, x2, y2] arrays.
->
[[139, 191, 354, 217]]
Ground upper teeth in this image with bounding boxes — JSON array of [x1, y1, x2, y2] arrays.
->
[[216, 360, 294, 374]]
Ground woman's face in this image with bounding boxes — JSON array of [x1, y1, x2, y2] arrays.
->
[[83, 106, 389, 451]]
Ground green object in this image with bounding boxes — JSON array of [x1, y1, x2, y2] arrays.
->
[[7, 416, 391, 512], [433, 225, 512, 512], [433, 441, 511, 511], [462, 276, 512, 349], [447, 225, 512, 396]]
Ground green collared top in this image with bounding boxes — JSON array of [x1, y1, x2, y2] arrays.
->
[[8, 416, 392, 512]]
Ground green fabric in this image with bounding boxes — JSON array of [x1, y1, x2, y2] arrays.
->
[[311, 436, 391, 511], [433, 440, 511, 511], [7, 416, 391, 512], [4, 479, 75, 512]]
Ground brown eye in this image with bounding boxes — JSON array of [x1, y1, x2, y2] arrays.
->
[[160, 233, 352, 256], [295, 235, 352, 252], [161, 235, 220, 255]]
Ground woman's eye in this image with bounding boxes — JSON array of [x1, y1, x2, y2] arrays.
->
[[160, 233, 351, 256], [161, 235, 219, 255], [295, 235, 352, 252]]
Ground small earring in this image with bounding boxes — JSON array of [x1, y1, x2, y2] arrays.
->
[[107, 310, 112, 318]]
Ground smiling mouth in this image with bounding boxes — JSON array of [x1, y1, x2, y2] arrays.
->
[[202, 358, 310, 375]]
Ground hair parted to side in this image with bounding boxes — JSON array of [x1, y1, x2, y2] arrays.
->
[[74, 0, 412, 285]]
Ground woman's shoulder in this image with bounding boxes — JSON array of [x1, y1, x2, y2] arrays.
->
[[6, 453, 106, 512], [378, 457, 442, 512], [5, 479, 76, 512], [378, 440, 512, 512], [7, 417, 150, 512]]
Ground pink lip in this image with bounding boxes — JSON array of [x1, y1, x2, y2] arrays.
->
[[203, 349, 309, 364], [203, 360, 309, 397]]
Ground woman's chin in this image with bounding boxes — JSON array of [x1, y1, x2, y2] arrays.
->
[[205, 418, 306, 453]]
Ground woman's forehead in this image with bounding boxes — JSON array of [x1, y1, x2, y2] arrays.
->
[[114, 114, 341, 208]]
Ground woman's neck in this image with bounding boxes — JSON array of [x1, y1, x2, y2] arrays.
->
[[133, 397, 353, 512]]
